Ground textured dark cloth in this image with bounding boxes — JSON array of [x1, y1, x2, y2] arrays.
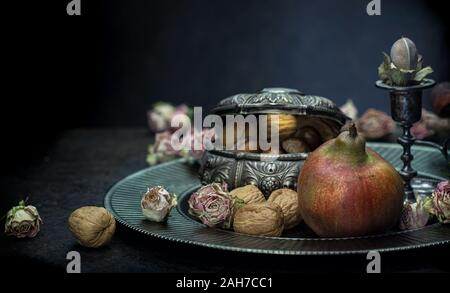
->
[[0, 128, 449, 273]]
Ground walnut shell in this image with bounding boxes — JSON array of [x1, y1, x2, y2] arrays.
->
[[233, 202, 284, 237], [230, 185, 266, 204], [297, 116, 340, 142], [267, 114, 297, 140], [68, 206, 116, 248], [281, 138, 310, 153], [268, 188, 302, 229], [261, 144, 285, 154], [297, 127, 322, 150]]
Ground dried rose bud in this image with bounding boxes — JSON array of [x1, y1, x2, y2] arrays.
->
[[141, 186, 177, 222], [399, 200, 429, 230], [425, 191, 450, 224], [411, 109, 435, 139], [435, 181, 450, 194], [421, 109, 450, 141], [147, 102, 176, 133], [379, 37, 433, 86], [5, 200, 43, 238], [188, 128, 217, 160], [188, 183, 239, 228], [339, 99, 358, 121], [146, 131, 185, 166], [430, 82, 450, 117], [169, 104, 192, 132], [357, 109, 396, 140]]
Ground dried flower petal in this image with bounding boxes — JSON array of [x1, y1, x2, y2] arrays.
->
[[399, 199, 429, 230], [339, 99, 358, 121], [436, 181, 450, 194]]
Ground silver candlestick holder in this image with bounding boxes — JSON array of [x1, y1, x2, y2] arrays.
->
[[376, 78, 436, 203]]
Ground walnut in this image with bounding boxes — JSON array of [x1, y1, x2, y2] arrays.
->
[[267, 114, 298, 140], [297, 127, 322, 150], [68, 206, 116, 248], [297, 116, 340, 142], [268, 188, 302, 229], [261, 145, 285, 154], [230, 185, 266, 204], [233, 202, 284, 237], [281, 138, 310, 153]]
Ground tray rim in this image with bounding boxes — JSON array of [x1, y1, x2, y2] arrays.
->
[[104, 143, 450, 255]]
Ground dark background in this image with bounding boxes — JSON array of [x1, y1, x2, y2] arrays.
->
[[3, 0, 450, 171], [1, 0, 449, 273]]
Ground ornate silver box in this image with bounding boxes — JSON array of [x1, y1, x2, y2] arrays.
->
[[199, 87, 349, 197]]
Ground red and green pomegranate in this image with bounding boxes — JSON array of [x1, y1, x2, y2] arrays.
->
[[297, 123, 404, 237]]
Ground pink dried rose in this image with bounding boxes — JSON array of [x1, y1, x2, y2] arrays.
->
[[169, 106, 192, 133], [399, 199, 429, 230], [147, 128, 215, 165], [153, 131, 181, 157], [421, 110, 450, 140], [188, 128, 216, 160], [146, 131, 187, 165], [431, 82, 450, 117], [141, 186, 177, 222], [5, 200, 43, 238], [424, 190, 450, 224], [357, 109, 396, 140], [147, 102, 192, 133], [411, 109, 435, 139], [436, 181, 450, 194], [174, 104, 191, 121], [188, 183, 240, 228], [147, 102, 176, 133]]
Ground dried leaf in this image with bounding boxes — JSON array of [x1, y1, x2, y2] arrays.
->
[[382, 52, 391, 64], [390, 68, 409, 86], [378, 53, 393, 83], [414, 66, 433, 82], [416, 55, 423, 70]]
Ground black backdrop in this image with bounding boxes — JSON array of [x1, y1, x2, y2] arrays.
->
[[2, 0, 450, 171]]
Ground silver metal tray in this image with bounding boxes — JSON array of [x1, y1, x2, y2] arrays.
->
[[104, 143, 450, 255]]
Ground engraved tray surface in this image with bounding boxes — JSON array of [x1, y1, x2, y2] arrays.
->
[[104, 143, 450, 255]]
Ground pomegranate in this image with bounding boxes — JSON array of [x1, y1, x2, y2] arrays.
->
[[298, 123, 404, 237]]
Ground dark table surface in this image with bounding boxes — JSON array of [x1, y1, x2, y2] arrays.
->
[[1, 128, 449, 273]]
